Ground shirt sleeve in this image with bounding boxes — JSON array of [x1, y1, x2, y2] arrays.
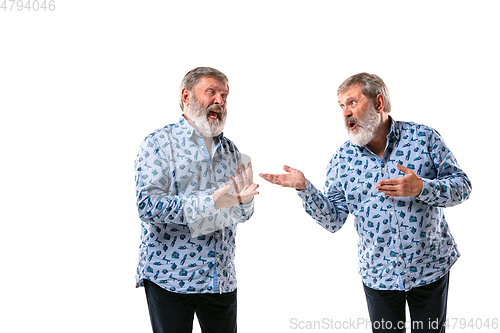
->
[[416, 128, 472, 207], [221, 200, 255, 227], [134, 135, 218, 226], [297, 159, 350, 232]]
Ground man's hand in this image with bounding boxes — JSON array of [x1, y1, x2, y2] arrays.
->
[[376, 163, 423, 197], [259, 165, 307, 190], [214, 162, 259, 209], [229, 162, 257, 205]]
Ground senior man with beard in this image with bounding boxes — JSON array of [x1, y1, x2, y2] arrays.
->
[[135, 67, 259, 333], [260, 73, 471, 333]]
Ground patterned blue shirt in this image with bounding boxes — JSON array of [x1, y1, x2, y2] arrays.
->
[[298, 119, 471, 291], [135, 117, 254, 294]]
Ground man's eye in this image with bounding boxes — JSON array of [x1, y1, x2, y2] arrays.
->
[[350, 100, 357, 107]]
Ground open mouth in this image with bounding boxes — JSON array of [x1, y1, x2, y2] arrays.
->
[[207, 105, 222, 120], [348, 121, 357, 130], [208, 111, 219, 120]]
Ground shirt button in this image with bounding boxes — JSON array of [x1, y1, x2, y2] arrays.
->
[[201, 145, 205, 149], [398, 257, 403, 261], [394, 235, 398, 239]]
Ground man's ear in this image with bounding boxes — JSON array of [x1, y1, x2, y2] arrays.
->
[[181, 88, 191, 108], [375, 94, 385, 113]]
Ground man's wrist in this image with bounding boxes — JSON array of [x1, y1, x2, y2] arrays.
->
[[295, 180, 307, 191]]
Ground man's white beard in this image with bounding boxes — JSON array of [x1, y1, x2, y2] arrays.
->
[[346, 104, 381, 147], [186, 96, 226, 138]]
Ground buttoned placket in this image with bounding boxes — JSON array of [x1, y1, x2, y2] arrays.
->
[[364, 131, 407, 290], [208, 136, 228, 293], [383, 134, 407, 290], [212, 139, 226, 293], [197, 134, 222, 293]]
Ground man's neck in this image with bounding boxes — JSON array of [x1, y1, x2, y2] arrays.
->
[[203, 137, 213, 157], [366, 116, 392, 159]]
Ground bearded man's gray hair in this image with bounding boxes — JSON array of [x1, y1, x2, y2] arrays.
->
[[179, 67, 229, 111], [338, 72, 392, 113]]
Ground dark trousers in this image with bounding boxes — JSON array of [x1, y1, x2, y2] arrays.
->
[[144, 279, 237, 333], [363, 273, 449, 333]]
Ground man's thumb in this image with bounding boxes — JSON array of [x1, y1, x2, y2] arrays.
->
[[217, 185, 232, 195], [396, 163, 411, 174]]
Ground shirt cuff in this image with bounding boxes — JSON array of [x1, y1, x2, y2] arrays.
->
[[296, 179, 315, 200], [415, 178, 432, 203], [183, 193, 217, 222]]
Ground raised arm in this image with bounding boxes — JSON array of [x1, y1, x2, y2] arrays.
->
[[376, 129, 471, 207], [260, 164, 349, 233], [134, 135, 210, 226], [135, 135, 258, 228]]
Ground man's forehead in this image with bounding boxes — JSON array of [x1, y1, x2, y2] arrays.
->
[[196, 77, 228, 92], [338, 84, 363, 102]]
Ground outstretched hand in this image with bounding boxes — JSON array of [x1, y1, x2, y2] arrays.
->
[[376, 163, 423, 197], [259, 165, 307, 190], [214, 162, 259, 210]]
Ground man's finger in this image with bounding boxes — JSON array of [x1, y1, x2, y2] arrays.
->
[[219, 184, 232, 195], [247, 183, 259, 191], [245, 162, 254, 184], [377, 177, 401, 187], [379, 190, 401, 197], [229, 175, 239, 193], [259, 173, 274, 182], [241, 185, 260, 197], [376, 182, 399, 194], [376, 183, 399, 191], [240, 163, 249, 186], [259, 173, 282, 185], [234, 166, 244, 187], [376, 180, 398, 188]]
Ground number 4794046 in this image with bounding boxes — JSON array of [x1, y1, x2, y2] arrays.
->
[[444, 318, 499, 330], [1, 0, 56, 11]]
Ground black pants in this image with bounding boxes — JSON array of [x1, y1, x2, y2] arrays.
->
[[363, 273, 449, 333], [144, 280, 237, 333]]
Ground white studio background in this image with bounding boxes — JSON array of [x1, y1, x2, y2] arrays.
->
[[1, 1, 498, 332]]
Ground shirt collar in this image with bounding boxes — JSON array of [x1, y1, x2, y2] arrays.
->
[[387, 116, 400, 141], [171, 116, 195, 142]]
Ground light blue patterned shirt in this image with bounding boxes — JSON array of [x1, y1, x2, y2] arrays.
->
[[135, 117, 254, 294], [298, 119, 471, 291]]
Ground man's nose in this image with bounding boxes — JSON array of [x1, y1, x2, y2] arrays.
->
[[342, 107, 353, 118], [213, 93, 225, 105]]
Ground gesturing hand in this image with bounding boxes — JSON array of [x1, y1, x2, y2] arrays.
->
[[214, 162, 259, 210], [376, 163, 423, 197], [259, 165, 307, 190]]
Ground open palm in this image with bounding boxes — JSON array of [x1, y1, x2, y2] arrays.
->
[[259, 165, 307, 190]]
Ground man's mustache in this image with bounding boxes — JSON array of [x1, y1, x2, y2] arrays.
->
[[207, 104, 223, 113], [345, 116, 359, 129]]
